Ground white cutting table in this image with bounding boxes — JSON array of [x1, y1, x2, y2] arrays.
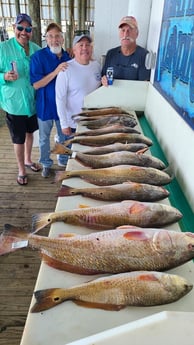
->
[[20, 95, 194, 345]]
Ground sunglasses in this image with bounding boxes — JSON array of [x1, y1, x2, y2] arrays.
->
[[16, 25, 32, 33], [74, 29, 90, 36]]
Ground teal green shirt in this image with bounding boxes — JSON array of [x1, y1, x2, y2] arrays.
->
[[0, 37, 40, 116]]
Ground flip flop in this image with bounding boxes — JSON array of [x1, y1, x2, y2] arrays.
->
[[25, 162, 41, 172], [17, 175, 28, 186]]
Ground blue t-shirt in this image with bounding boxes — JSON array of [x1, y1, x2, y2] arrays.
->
[[30, 46, 71, 120], [102, 45, 151, 81]]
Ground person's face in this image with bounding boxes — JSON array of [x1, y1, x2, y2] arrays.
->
[[73, 38, 93, 64], [13, 20, 33, 46], [46, 28, 64, 54], [119, 24, 138, 46]]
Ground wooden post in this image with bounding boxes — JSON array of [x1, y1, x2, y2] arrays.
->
[[53, 0, 61, 25], [28, 0, 42, 47]]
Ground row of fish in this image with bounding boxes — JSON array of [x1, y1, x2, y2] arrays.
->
[[1, 107, 192, 314]]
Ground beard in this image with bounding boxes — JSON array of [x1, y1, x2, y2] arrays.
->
[[50, 46, 62, 54]]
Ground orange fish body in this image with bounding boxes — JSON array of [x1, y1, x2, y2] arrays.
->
[[31, 200, 182, 232], [31, 271, 193, 312], [55, 165, 172, 185], [1, 226, 194, 275], [57, 182, 169, 202]]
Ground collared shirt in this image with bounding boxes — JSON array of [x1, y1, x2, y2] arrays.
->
[[102, 45, 151, 81], [30, 46, 71, 121], [0, 37, 40, 115]]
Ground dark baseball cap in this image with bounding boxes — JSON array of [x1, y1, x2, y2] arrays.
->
[[15, 13, 32, 26]]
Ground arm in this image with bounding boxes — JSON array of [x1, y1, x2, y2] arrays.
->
[[33, 62, 68, 90], [55, 70, 70, 134]]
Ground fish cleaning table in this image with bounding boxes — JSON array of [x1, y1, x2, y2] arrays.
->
[[20, 87, 194, 345]]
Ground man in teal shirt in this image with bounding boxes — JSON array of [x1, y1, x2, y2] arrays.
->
[[0, 13, 41, 185]]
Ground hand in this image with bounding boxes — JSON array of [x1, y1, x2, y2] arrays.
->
[[55, 62, 68, 75], [62, 127, 72, 135], [4, 71, 18, 81], [101, 75, 108, 87]]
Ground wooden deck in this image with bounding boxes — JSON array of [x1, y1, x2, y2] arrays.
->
[[0, 123, 62, 345]]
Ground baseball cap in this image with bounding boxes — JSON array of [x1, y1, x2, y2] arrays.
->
[[118, 16, 138, 29], [73, 34, 92, 46], [15, 13, 32, 26]]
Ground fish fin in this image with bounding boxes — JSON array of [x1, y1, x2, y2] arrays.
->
[[31, 288, 66, 313], [51, 143, 65, 155], [41, 252, 104, 275], [0, 224, 29, 255], [55, 171, 69, 183], [32, 213, 52, 233], [138, 273, 159, 281], [57, 185, 77, 197], [74, 300, 126, 311], [164, 165, 174, 179], [58, 233, 76, 238], [136, 147, 148, 155], [124, 230, 149, 240], [128, 202, 146, 214], [78, 203, 90, 208], [117, 225, 139, 229]]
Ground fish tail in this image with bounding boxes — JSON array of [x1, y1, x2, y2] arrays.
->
[[0, 224, 29, 255], [51, 143, 72, 155], [32, 213, 52, 233], [31, 288, 68, 313], [57, 185, 78, 197], [63, 139, 72, 147], [55, 170, 69, 183], [50, 142, 65, 154]]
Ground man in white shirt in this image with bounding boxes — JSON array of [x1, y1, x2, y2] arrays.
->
[[55, 33, 101, 139]]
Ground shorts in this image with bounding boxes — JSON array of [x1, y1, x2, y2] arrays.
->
[[6, 113, 39, 144]]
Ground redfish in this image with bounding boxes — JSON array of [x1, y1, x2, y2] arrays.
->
[[57, 182, 169, 202], [79, 114, 137, 129], [62, 133, 153, 147], [55, 165, 173, 185], [73, 107, 130, 117], [1, 225, 194, 275], [31, 200, 182, 232], [56, 147, 166, 170], [73, 123, 140, 136], [52, 142, 148, 155], [31, 271, 193, 312]]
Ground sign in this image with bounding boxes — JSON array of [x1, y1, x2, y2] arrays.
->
[[154, 0, 194, 130]]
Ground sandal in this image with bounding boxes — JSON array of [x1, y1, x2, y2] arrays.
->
[[25, 162, 41, 172], [17, 175, 28, 186]]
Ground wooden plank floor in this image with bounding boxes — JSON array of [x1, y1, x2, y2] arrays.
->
[[0, 123, 63, 345]]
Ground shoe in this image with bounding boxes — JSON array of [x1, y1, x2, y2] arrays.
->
[[17, 175, 28, 186], [57, 161, 67, 167], [25, 162, 41, 172], [42, 167, 51, 178]]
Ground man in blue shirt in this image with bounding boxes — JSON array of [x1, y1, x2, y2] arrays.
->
[[30, 22, 71, 178], [101, 16, 151, 85]]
